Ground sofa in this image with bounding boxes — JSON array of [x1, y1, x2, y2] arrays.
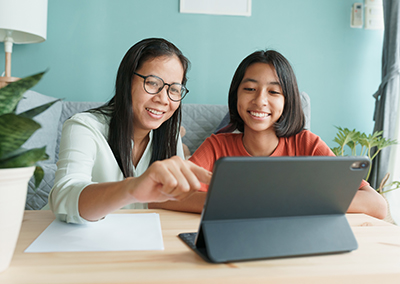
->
[[18, 90, 310, 210]]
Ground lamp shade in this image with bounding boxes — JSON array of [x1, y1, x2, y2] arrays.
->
[[0, 0, 48, 44]]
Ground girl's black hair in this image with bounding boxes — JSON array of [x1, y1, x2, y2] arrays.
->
[[92, 38, 190, 178], [228, 49, 305, 136]]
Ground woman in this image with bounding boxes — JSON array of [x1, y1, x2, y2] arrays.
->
[[49, 38, 211, 224], [152, 49, 387, 219]]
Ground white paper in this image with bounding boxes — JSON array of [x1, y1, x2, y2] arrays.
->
[[25, 213, 164, 252], [180, 0, 251, 16]]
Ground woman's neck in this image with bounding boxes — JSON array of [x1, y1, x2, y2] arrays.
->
[[132, 130, 151, 167], [242, 128, 279, 157]]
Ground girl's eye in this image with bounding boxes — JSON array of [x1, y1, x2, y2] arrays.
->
[[269, 90, 281, 95], [244, 87, 255, 91]]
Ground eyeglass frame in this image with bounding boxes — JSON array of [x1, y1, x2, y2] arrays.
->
[[133, 72, 189, 102]]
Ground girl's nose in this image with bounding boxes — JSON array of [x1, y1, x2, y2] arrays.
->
[[253, 89, 268, 106]]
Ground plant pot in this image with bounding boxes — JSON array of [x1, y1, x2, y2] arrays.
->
[[0, 166, 35, 273]]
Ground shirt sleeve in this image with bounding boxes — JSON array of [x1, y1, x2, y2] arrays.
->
[[49, 117, 99, 224], [189, 136, 221, 191], [297, 130, 337, 156], [176, 132, 185, 160]]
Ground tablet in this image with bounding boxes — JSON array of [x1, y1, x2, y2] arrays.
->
[[179, 156, 370, 263]]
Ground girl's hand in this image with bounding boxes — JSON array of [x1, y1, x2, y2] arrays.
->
[[128, 156, 212, 203]]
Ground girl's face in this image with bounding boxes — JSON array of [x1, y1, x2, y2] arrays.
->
[[237, 63, 285, 135], [130, 55, 183, 137]]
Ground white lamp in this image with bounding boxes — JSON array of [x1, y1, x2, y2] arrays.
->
[[0, 0, 48, 88]]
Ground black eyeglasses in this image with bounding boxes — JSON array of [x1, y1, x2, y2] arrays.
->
[[134, 72, 189, 102]]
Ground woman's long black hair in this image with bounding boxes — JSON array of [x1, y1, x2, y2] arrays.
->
[[92, 38, 190, 178], [228, 50, 305, 137]]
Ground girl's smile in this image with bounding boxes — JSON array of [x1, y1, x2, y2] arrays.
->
[[248, 110, 271, 119]]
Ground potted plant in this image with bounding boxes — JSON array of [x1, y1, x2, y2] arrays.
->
[[331, 126, 399, 223], [0, 71, 58, 273]]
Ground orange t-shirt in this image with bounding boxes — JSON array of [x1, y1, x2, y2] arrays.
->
[[189, 130, 369, 191]]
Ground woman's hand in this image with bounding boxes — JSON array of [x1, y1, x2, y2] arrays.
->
[[128, 156, 212, 203], [79, 156, 211, 222]]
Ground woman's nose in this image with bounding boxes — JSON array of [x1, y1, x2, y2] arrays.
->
[[154, 85, 170, 104]]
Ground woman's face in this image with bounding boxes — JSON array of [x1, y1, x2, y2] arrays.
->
[[131, 55, 183, 137], [237, 63, 285, 135]]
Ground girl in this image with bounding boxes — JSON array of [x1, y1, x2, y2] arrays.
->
[[49, 38, 211, 224], [151, 49, 387, 219]]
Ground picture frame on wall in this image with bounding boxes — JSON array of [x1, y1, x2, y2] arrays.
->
[[179, 0, 252, 17]]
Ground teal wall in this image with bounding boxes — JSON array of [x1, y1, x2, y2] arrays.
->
[[1, 0, 383, 147]]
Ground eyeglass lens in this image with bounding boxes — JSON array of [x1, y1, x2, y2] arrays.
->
[[144, 76, 186, 101]]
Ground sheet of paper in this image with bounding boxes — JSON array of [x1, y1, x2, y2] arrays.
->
[[25, 213, 164, 252]]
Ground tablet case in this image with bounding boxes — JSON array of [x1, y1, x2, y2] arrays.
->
[[179, 156, 370, 263]]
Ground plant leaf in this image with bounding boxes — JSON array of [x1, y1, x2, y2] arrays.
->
[[0, 147, 47, 168], [0, 113, 40, 157], [330, 146, 342, 156], [33, 166, 45, 188], [0, 71, 46, 116], [359, 131, 382, 150], [18, 98, 62, 119], [332, 126, 358, 156], [377, 136, 398, 150]]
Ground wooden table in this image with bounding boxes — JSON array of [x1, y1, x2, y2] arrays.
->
[[1, 210, 400, 284]]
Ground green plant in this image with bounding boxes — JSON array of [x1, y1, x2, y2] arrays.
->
[[0, 71, 58, 188], [331, 126, 400, 194]]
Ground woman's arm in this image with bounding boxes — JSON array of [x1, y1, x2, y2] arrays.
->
[[50, 114, 211, 223], [79, 157, 211, 221], [347, 184, 387, 219]]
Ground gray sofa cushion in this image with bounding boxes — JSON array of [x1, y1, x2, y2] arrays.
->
[[16, 90, 62, 163], [25, 162, 57, 210], [15, 91, 62, 210], [181, 104, 228, 154]]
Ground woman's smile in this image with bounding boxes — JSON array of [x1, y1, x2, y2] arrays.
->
[[146, 107, 165, 118]]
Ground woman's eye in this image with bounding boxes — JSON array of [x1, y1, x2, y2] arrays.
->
[[269, 90, 280, 95], [244, 87, 255, 91], [148, 81, 158, 87]]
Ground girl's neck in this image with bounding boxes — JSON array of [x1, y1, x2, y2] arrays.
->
[[242, 128, 280, 157]]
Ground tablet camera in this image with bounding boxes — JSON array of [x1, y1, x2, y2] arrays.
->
[[351, 161, 370, 170]]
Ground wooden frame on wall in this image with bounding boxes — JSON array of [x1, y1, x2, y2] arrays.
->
[[179, 0, 252, 17]]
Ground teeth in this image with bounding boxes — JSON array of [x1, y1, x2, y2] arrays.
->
[[250, 111, 269, 118], [146, 108, 163, 115]]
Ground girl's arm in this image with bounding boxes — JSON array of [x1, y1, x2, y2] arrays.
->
[[347, 184, 387, 219], [148, 191, 206, 213]]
